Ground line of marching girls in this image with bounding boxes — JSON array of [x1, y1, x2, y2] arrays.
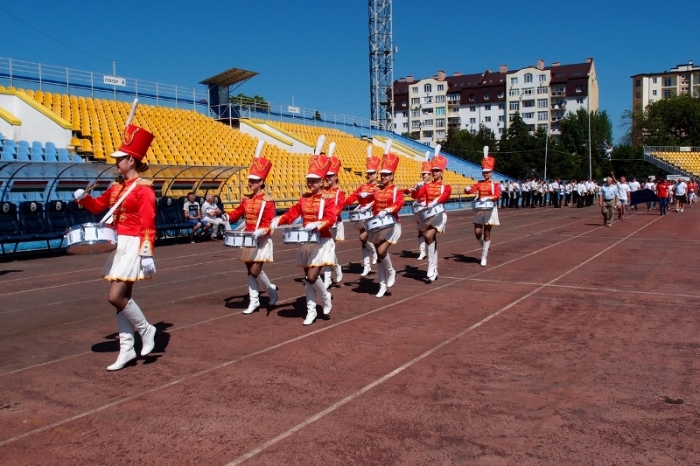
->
[[69, 122, 505, 370]]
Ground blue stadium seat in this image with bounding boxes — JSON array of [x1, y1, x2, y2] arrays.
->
[[44, 200, 71, 234], [57, 148, 71, 162], [18, 140, 30, 149], [1, 150, 14, 162], [17, 147, 30, 162], [71, 155, 83, 163], [44, 142, 58, 162], [29, 148, 44, 162]]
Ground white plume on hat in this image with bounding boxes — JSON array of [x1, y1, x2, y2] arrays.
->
[[367, 145, 373, 159], [384, 138, 393, 155], [483, 146, 489, 159], [314, 134, 326, 155], [328, 142, 336, 157], [254, 140, 265, 159], [434, 144, 441, 159]]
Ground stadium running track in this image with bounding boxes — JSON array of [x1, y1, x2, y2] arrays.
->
[[0, 205, 698, 465]]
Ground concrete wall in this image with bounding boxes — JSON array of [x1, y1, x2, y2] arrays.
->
[[0, 93, 72, 146]]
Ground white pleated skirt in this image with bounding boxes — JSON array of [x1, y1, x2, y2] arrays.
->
[[418, 212, 447, 233], [473, 207, 500, 226], [331, 220, 345, 242], [295, 237, 336, 268], [368, 222, 402, 245], [103, 235, 153, 282], [237, 235, 274, 263]]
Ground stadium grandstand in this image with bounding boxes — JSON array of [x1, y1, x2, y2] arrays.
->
[[0, 58, 509, 257], [644, 146, 700, 180]]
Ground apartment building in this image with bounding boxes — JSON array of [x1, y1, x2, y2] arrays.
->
[[392, 58, 598, 145], [631, 60, 700, 112]]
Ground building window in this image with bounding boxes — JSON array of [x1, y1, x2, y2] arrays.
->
[[664, 89, 672, 98], [401, 100, 407, 106], [509, 89, 520, 97], [411, 109, 419, 117], [412, 121, 420, 129], [436, 107, 445, 116], [423, 96, 433, 104], [652, 90, 658, 96], [523, 88, 534, 95], [653, 77, 658, 84], [411, 98, 419, 105], [403, 122, 408, 128], [523, 112, 535, 119], [469, 118, 476, 124], [423, 130, 433, 138], [537, 111, 548, 121], [447, 93, 460, 101], [635, 91, 641, 99], [538, 123, 548, 131], [412, 86, 419, 94], [498, 104, 505, 110], [436, 119, 445, 128], [484, 92, 491, 100], [635, 79, 641, 87], [509, 114, 515, 122], [435, 95, 445, 103], [424, 84, 432, 93], [499, 128, 504, 134], [523, 100, 535, 108], [576, 98, 584, 104], [537, 87, 548, 94], [511, 77, 518, 85], [470, 106, 476, 112], [539, 74, 547, 82], [509, 102, 520, 110], [498, 115, 504, 122], [575, 85, 583, 93], [422, 108, 434, 115], [498, 91, 505, 98], [469, 94, 476, 101], [537, 99, 548, 108], [484, 116, 491, 122], [664, 77, 672, 87], [437, 84, 444, 91], [524, 73, 533, 83], [485, 105, 491, 111], [423, 119, 433, 127], [402, 111, 408, 117]]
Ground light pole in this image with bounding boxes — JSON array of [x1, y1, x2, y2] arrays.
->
[[587, 97, 592, 180], [544, 131, 548, 180]]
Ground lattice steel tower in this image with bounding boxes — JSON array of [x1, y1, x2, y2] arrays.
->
[[369, 0, 394, 131]]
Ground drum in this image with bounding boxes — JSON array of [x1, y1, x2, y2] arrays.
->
[[283, 226, 320, 244], [223, 230, 258, 248], [349, 209, 373, 222], [473, 199, 496, 211], [418, 203, 445, 220], [364, 214, 396, 232], [65, 223, 118, 255], [411, 202, 425, 215]]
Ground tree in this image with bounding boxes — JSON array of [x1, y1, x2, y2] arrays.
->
[[558, 108, 613, 179], [497, 113, 543, 179], [441, 125, 496, 166], [229, 93, 270, 112], [629, 95, 700, 147]]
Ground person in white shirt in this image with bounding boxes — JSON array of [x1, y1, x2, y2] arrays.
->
[[201, 194, 231, 239], [614, 175, 631, 220], [674, 179, 688, 212], [628, 178, 641, 211], [644, 178, 657, 211]]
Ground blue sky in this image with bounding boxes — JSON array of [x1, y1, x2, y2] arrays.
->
[[2, 0, 698, 143]]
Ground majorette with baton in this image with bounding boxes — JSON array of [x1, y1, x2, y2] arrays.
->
[[343, 145, 381, 276], [226, 140, 279, 314], [464, 146, 500, 267], [410, 145, 451, 281], [271, 136, 337, 325]]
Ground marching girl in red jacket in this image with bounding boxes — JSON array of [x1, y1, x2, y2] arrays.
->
[[464, 146, 501, 267]]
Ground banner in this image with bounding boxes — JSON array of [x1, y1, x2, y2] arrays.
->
[[630, 189, 658, 205]]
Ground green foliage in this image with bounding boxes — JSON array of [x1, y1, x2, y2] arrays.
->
[[442, 124, 496, 166], [558, 108, 613, 179], [229, 93, 270, 112], [497, 113, 546, 179], [631, 95, 700, 146]]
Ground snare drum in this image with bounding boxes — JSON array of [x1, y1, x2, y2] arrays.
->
[[411, 202, 425, 215], [473, 199, 496, 211], [418, 203, 445, 220], [65, 223, 118, 255], [364, 214, 396, 232], [223, 230, 258, 248], [349, 209, 373, 222], [283, 226, 320, 244]]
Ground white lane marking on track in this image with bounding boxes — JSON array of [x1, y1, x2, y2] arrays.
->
[[223, 214, 662, 466], [0, 210, 618, 444]]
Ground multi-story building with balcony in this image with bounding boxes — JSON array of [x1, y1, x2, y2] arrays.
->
[[631, 60, 699, 113], [392, 58, 598, 145]]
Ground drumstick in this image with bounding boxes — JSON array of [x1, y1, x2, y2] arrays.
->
[[352, 201, 373, 211]]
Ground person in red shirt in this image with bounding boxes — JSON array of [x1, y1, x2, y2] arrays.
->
[[411, 149, 452, 281], [363, 150, 404, 298], [227, 141, 278, 315], [656, 177, 670, 215], [272, 154, 337, 325], [464, 146, 501, 266], [322, 145, 346, 288], [344, 145, 381, 276], [74, 124, 157, 371]]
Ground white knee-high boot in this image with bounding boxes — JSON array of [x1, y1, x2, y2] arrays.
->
[[481, 240, 490, 267], [333, 254, 343, 283], [303, 280, 318, 326], [361, 246, 371, 276], [427, 241, 437, 280], [384, 254, 396, 288], [312, 278, 332, 315], [107, 312, 137, 371], [375, 260, 387, 298], [256, 271, 278, 306], [417, 236, 426, 260], [120, 299, 156, 356], [366, 241, 378, 264], [245, 275, 260, 314], [477, 235, 484, 247], [323, 266, 333, 289]]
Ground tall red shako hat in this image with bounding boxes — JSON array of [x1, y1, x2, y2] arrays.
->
[[248, 140, 272, 180], [326, 141, 342, 176], [307, 135, 331, 179], [380, 139, 399, 174], [366, 145, 382, 173], [482, 145, 496, 172], [112, 124, 154, 161], [431, 144, 448, 171]]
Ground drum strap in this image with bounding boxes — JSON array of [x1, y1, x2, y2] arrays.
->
[[393, 186, 397, 204], [255, 201, 266, 230], [318, 198, 325, 221], [99, 181, 138, 225]]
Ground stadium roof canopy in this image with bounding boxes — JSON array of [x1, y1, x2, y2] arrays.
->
[[199, 67, 258, 90]]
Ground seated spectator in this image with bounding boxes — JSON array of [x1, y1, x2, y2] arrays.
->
[[183, 191, 210, 242], [201, 194, 231, 239]]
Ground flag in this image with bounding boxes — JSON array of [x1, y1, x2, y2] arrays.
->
[[630, 189, 658, 205]]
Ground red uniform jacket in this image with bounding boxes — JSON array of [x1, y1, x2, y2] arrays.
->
[[366, 184, 404, 221], [324, 185, 346, 225], [79, 177, 156, 256], [465, 179, 501, 201], [411, 180, 452, 204], [227, 192, 276, 234], [277, 192, 337, 238], [344, 182, 377, 208]]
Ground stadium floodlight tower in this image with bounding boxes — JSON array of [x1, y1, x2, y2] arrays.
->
[[200, 67, 258, 128], [369, 0, 394, 131]]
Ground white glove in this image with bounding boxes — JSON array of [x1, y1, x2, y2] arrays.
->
[[359, 204, 372, 212], [304, 222, 321, 232], [141, 257, 156, 275], [359, 192, 371, 199], [420, 201, 427, 207], [428, 200, 438, 208], [73, 189, 86, 201], [463, 187, 471, 194], [252, 228, 267, 239], [377, 209, 388, 218], [270, 217, 280, 229]]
